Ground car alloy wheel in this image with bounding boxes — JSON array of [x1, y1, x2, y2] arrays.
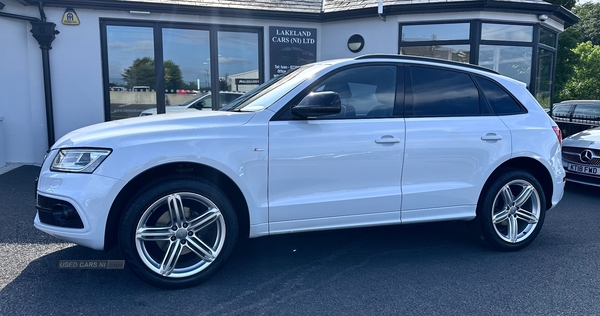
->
[[135, 192, 226, 278], [119, 178, 237, 289], [490, 179, 541, 244], [474, 169, 546, 251]]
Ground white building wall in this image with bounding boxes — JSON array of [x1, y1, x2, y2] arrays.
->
[[321, 17, 398, 60], [0, 1, 47, 165], [0, 1, 321, 166]]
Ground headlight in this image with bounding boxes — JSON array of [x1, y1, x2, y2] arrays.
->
[[50, 148, 112, 173]]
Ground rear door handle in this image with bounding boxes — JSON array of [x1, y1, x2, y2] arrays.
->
[[375, 136, 401, 144], [481, 133, 503, 141]]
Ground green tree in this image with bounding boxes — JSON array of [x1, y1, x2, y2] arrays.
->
[[546, 0, 575, 10], [164, 60, 184, 91], [122, 57, 155, 89], [560, 41, 600, 99], [122, 57, 184, 91], [554, 27, 582, 102], [546, 0, 579, 101], [573, 3, 600, 46]]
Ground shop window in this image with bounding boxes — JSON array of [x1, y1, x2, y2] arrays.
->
[[162, 28, 211, 109], [539, 28, 557, 48], [103, 21, 263, 118], [479, 45, 532, 86], [481, 24, 533, 42], [401, 23, 470, 42], [106, 25, 157, 120], [535, 48, 554, 108], [218, 31, 260, 96], [400, 44, 470, 64]]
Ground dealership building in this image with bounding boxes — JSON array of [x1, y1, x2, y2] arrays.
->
[[0, 0, 577, 168]]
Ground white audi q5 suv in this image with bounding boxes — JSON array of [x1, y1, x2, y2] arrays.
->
[[35, 55, 565, 288]]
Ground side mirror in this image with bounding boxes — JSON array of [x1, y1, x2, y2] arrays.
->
[[192, 100, 205, 110], [291, 91, 342, 118]]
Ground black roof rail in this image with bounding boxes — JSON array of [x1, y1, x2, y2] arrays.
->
[[354, 54, 499, 74]]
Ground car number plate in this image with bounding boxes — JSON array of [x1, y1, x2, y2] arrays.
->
[[567, 163, 599, 175]]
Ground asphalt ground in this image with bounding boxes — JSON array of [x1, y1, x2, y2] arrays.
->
[[0, 165, 599, 315]]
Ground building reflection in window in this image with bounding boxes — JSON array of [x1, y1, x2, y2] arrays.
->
[[106, 25, 157, 120], [162, 28, 211, 108], [218, 31, 260, 96]]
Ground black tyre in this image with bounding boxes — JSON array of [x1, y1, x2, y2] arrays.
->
[[119, 178, 238, 289], [474, 169, 546, 251]]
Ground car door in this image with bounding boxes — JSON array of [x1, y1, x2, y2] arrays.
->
[[401, 66, 512, 223], [268, 64, 405, 233]]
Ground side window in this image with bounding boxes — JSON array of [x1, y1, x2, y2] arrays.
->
[[476, 76, 524, 115], [573, 104, 600, 119], [225, 94, 241, 104], [217, 94, 232, 108], [409, 66, 480, 117], [309, 65, 397, 118], [552, 104, 571, 117], [199, 97, 212, 109]]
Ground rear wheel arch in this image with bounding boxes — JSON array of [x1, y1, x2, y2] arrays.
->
[[104, 162, 250, 251], [480, 157, 554, 211]]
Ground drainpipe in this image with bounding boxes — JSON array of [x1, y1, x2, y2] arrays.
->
[[30, 1, 59, 148], [0, 2, 58, 149]]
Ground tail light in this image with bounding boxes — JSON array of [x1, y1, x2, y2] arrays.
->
[[552, 126, 562, 145]]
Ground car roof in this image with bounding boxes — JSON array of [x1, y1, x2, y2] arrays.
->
[[556, 100, 600, 105], [354, 54, 498, 75]]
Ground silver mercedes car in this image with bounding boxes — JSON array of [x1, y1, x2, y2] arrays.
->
[[562, 127, 600, 187]]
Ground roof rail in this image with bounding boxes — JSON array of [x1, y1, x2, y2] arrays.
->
[[354, 54, 499, 74]]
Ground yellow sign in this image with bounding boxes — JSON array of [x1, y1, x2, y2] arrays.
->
[[62, 8, 80, 26]]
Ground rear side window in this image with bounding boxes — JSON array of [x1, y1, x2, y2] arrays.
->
[[409, 66, 480, 117], [573, 104, 600, 119], [476, 77, 524, 115]]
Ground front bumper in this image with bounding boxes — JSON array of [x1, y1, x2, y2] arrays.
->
[[34, 164, 125, 250]]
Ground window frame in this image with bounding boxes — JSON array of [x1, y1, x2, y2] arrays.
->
[[100, 18, 264, 121], [271, 63, 405, 121], [405, 65, 487, 118], [398, 20, 559, 107], [473, 75, 528, 116]]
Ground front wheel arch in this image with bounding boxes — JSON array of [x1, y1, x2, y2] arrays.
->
[[119, 178, 238, 288], [104, 162, 250, 252]]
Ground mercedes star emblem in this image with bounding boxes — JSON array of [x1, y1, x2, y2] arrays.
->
[[579, 149, 594, 163]]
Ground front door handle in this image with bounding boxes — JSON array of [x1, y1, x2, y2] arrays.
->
[[375, 136, 401, 144], [481, 133, 503, 141]]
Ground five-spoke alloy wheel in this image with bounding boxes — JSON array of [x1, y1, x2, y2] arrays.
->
[[120, 178, 238, 289], [474, 169, 546, 251]]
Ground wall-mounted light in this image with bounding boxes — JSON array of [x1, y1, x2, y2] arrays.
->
[[129, 10, 151, 15], [378, 0, 386, 22], [347, 34, 365, 53]]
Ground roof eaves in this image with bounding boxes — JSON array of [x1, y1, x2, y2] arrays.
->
[[27, 0, 323, 21], [23, 0, 579, 26]]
